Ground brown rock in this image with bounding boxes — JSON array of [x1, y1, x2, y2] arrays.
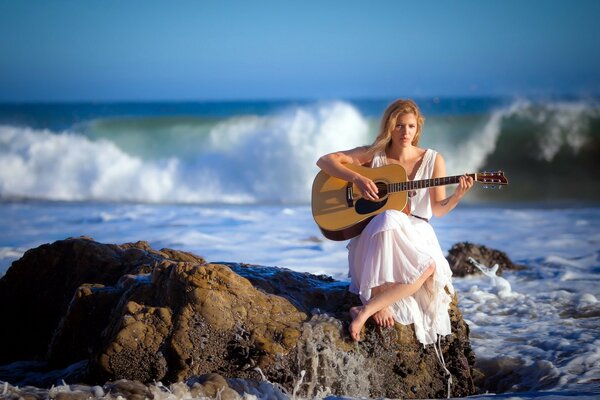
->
[[446, 241, 524, 277], [0, 237, 161, 363], [87, 258, 307, 385], [187, 373, 240, 400], [48, 284, 121, 366], [0, 238, 478, 398]]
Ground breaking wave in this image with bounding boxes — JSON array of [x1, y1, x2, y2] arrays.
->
[[0, 102, 369, 203], [0, 99, 598, 203]]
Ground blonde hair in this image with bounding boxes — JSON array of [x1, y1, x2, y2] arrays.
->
[[369, 99, 425, 155]]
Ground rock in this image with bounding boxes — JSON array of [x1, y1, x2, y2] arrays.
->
[[89, 259, 306, 385], [227, 263, 356, 314], [0, 238, 159, 363], [0, 237, 478, 398], [446, 242, 523, 277], [186, 373, 239, 400]]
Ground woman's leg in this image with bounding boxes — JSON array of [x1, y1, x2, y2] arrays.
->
[[349, 263, 436, 341], [371, 284, 395, 327]]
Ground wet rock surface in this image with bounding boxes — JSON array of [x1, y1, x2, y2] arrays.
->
[[0, 237, 481, 398], [446, 241, 524, 277]]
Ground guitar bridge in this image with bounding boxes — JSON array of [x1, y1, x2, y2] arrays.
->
[[346, 183, 354, 207]]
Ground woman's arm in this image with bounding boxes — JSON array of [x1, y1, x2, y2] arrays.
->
[[316, 147, 380, 201], [430, 153, 474, 217]]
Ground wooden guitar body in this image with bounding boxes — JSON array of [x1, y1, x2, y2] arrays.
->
[[311, 164, 409, 241]]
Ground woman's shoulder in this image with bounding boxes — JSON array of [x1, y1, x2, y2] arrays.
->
[[413, 147, 434, 160], [419, 148, 444, 169], [421, 147, 442, 159], [340, 145, 375, 166], [353, 144, 373, 155]]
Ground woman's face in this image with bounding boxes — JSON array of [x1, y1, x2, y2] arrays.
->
[[392, 113, 418, 147]]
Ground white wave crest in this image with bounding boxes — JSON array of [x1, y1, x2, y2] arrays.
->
[[514, 100, 598, 162], [442, 98, 599, 174], [0, 101, 370, 203], [202, 101, 369, 203], [442, 101, 527, 174], [0, 126, 186, 202]]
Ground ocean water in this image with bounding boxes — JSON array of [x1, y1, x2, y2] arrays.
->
[[0, 98, 599, 399], [1, 97, 599, 204]]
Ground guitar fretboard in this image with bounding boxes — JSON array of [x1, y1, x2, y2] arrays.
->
[[389, 174, 476, 193]]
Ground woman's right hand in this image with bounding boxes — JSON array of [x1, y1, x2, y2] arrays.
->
[[353, 174, 379, 201]]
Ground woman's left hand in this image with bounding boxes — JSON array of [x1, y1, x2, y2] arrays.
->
[[454, 174, 474, 200]]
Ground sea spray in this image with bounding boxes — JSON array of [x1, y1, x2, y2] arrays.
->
[[468, 257, 513, 298], [293, 314, 374, 398], [0, 374, 292, 399]]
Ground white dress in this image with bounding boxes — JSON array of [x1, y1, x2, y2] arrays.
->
[[347, 149, 454, 346]]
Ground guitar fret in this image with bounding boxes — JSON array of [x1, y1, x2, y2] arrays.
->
[[389, 175, 472, 193]]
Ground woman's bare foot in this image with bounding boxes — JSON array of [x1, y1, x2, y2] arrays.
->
[[373, 307, 395, 328], [349, 306, 369, 341]]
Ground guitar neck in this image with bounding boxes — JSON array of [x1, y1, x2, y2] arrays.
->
[[389, 173, 476, 193]]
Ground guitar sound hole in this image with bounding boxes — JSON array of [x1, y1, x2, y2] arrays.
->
[[355, 198, 388, 215], [354, 181, 389, 215], [375, 182, 388, 197]]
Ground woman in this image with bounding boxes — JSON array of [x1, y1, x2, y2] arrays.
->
[[316, 99, 473, 344]]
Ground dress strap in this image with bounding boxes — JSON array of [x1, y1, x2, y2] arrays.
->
[[370, 151, 387, 168]]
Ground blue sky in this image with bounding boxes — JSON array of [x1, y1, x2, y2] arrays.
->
[[1, 0, 599, 101]]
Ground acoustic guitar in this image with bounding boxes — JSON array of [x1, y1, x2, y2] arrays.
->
[[311, 164, 508, 241]]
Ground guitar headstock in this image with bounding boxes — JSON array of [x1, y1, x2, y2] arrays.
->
[[475, 171, 508, 188]]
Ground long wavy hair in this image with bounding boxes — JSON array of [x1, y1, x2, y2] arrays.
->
[[368, 99, 425, 156]]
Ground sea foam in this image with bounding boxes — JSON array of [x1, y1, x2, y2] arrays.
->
[[0, 101, 369, 204], [1, 99, 599, 203]]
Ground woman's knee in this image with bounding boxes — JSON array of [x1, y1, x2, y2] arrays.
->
[[423, 262, 436, 279]]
